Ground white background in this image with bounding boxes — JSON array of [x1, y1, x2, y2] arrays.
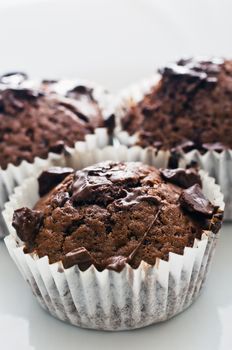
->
[[0, 1, 232, 349], [0, 0, 232, 92]]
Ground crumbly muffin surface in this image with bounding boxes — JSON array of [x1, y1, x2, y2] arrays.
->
[[12, 162, 222, 271], [0, 86, 103, 169], [121, 58, 232, 151]]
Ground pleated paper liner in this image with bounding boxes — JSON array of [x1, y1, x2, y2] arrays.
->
[[114, 75, 232, 220], [3, 153, 224, 330]]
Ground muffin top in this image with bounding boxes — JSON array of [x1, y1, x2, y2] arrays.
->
[[12, 161, 223, 272], [0, 72, 106, 169], [121, 57, 232, 152]]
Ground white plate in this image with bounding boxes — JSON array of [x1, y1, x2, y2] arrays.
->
[[0, 0, 232, 349]]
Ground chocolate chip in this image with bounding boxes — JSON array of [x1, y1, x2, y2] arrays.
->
[[180, 184, 216, 217], [105, 256, 128, 272], [160, 168, 202, 188], [71, 162, 145, 205], [12, 207, 43, 242], [62, 247, 95, 270], [71, 170, 112, 204], [38, 167, 74, 196]]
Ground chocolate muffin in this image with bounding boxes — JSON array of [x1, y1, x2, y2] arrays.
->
[[120, 57, 232, 152], [0, 85, 105, 170], [12, 161, 222, 272]]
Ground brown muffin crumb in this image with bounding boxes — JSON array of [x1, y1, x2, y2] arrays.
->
[[0, 87, 104, 169], [121, 57, 232, 152]]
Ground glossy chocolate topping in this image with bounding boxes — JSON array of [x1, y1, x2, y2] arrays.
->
[[180, 184, 217, 217], [13, 162, 222, 272], [12, 207, 43, 242], [160, 168, 202, 188]]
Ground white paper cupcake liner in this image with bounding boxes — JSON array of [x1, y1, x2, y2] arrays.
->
[[0, 79, 112, 239], [114, 76, 232, 220], [3, 152, 224, 330]]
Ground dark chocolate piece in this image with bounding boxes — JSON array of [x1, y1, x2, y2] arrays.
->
[[71, 162, 140, 205], [12, 207, 43, 242], [62, 247, 95, 270], [180, 184, 217, 217], [71, 170, 112, 204], [160, 168, 202, 188], [106, 256, 128, 272], [38, 167, 73, 196]]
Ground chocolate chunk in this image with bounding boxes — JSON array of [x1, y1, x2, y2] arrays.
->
[[160, 168, 202, 188], [38, 167, 74, 196], [12, 207, 43, 242], [71, 170, 112, 204], [106, 256, 128, 272], [180, 184, 216, 217], [62, 247, 95, 270]]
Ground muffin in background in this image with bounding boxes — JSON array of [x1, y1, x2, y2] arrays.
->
[[0, 88, 105, 169], [115, 57, 232, 219], [0, 72, 112, 238], [4, 161, 224, 330]]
